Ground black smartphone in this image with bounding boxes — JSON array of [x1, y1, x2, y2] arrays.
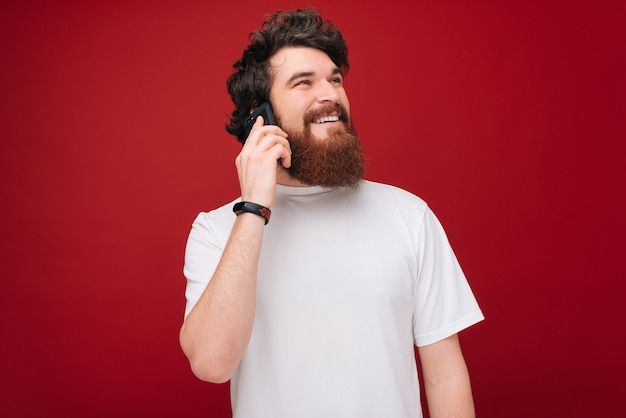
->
[[242, 102, 276, 141]]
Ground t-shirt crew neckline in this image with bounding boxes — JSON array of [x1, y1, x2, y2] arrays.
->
[[276, 183, 334, 197]]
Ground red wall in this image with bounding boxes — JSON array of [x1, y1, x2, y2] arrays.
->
[[1, 1, 624, 417]]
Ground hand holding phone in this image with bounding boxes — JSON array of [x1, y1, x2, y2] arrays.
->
[[242, 102, 276, 141], [236, 101, 289, 208]]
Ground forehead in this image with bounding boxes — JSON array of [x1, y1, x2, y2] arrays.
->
[[269, 47, 338, 83]]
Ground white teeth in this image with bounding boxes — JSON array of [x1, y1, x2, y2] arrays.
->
[[314, 116, 340, 124]]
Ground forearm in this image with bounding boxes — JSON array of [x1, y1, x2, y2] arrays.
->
[[423, 371, 476, 418], [179, 212, 265, 383], [419, 334, 477, 418]]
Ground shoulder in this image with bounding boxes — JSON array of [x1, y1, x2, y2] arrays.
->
[[361, 180, 429, 213], [195, 197, 240, 223], [189, 197, 240, 244]]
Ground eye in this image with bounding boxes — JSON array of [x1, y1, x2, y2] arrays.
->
[[295, 79, 312, 87], [330, 76, 343, 85]]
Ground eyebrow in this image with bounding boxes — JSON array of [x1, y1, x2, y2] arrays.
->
[[285, 67, 343, 86]]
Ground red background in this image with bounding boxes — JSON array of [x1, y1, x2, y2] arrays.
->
[[1, 1, 624, 417]]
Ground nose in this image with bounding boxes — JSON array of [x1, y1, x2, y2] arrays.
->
[[316, 80, 340, 103]]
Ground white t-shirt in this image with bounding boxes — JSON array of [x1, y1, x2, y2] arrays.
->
[[183, 181, 484, 418]]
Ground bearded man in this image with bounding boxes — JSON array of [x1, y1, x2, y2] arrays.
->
[[179, 8, 484, 418]]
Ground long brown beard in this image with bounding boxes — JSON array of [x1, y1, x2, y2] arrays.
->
[[278, 104, 365, 189]]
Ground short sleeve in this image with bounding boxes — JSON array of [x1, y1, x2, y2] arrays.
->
[[182, 212, 228, 319], [412, 208, 484, 346]]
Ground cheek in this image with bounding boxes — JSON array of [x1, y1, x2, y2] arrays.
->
[[341, 92, 351, 113], [275, 103, 307, 130]]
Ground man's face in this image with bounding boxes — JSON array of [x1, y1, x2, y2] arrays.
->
[[269, 47, 351, 140], [268, 47, 364, 188]]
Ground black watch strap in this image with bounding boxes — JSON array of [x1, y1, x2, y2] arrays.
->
[[233, 201, 271, 225]]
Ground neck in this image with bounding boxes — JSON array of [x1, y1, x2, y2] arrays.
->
[[276, 167, 309, 187]]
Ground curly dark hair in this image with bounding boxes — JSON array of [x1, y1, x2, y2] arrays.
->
[[225, 8, 350, 143]]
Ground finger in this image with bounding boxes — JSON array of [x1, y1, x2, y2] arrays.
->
[[242, 116, 266, 146], [268, 139, 291, 168], [237, 133, 289, 169], [279, 142, 291, 168], [245, 124, 287, 149]]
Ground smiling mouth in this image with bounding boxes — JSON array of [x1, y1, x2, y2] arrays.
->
[[313, 115, 340, 124]]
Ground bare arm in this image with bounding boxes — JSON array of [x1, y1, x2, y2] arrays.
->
[[418, 334, 477, 418], [179, 117, 291, 383]]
